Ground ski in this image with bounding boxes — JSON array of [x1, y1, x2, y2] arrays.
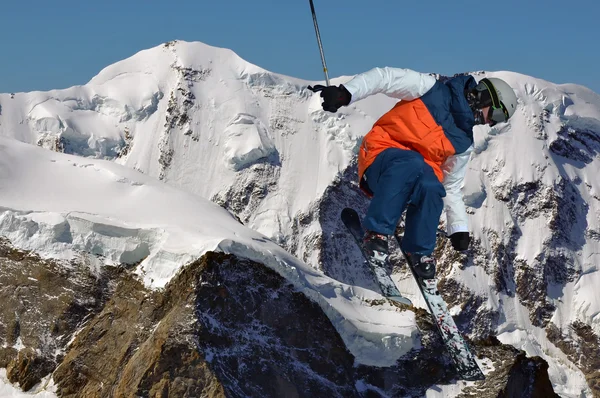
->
[[341, 207, 484, 381], [396, 238, 485, 381], [341, 208, 412, 306]]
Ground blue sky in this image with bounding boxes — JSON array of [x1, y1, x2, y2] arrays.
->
[[1, 0, 599, 94]]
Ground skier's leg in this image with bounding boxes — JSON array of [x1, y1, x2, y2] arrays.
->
[[401, 164, 445, 255], [363, 148, 426, 235]]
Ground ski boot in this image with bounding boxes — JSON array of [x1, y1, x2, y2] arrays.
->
[[406, 253, 436, 280], [362, 230, 388, 256]]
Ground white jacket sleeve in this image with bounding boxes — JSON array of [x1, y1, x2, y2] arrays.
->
[[441, 146, 473, 235], [343, 67, 437, 104]]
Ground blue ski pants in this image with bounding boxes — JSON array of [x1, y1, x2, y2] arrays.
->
[[362, 148, 446, 255]]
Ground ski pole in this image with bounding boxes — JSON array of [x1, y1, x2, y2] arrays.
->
[[308, 0, 330, 88]]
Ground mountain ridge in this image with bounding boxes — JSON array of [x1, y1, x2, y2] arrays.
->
[[1, 39, 599, 396]]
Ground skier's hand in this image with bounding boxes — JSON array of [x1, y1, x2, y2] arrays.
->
[[308, 84, 351, 113], [450, 232, 470, 251]]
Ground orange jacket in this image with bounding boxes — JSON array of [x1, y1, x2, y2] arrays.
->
[[358, 98, 457, 183], [345, 71, 475, 187]]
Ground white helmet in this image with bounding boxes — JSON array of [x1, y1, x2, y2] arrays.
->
[[469, 77, 518, 124]]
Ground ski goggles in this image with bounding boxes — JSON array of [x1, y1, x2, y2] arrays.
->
[[473, 106, 509, 127], [471, 79, 510, 126]]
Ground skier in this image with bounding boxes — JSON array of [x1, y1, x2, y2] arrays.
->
[[312, 68, 517, 279]]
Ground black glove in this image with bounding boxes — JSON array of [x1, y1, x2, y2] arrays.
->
[[450, 232, 470, 251], [308, 84, 351, 112]]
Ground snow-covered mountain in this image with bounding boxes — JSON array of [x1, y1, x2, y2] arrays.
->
[[0, 40, 387, 243], [0, 40, 599, 397]]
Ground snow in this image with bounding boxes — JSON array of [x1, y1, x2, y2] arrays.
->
[[223, 113, 277, 170], [0, 41, 393, 242], [1, 40, 599, 395], [0, 370, 56, 398], [571, 266, 600, 332], [0, 135, 418, 374]]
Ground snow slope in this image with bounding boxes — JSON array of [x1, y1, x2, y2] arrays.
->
[[462, 71, 600, 397], [0, 41, 397, 242], [0, 136, 418, 369], [1, 40, 600, 397]]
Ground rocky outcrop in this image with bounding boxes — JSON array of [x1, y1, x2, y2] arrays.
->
[[550, 124, 600, 165], [546, 322, 600, 395], [194, 252, 358, 398], [0, 238, 116, 391], [117, 127, 133, 159], [354, 315, 559, 398], [484, 176, 585, 327], [457, 337, 559, 398], [499, 353, 559, 398], [158, 43, 211, 179], [212, 162, 281, 229], [53, 254, 224, 397], [0, 238, 562, 397]]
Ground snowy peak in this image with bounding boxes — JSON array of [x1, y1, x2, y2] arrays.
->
[[1, 41, 338, 242], [0, 40, 285, 155], [1, 40, 600, 397], [89, 40, 271, 87]]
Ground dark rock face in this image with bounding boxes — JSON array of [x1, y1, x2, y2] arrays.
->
[[0, 240, 361, 397], [499, 353, 559, 398], [0, 239, 562, 397], [449, 337, 559, 398], [0, 238, 115, 391], [437, 276, 500, 339], [195, 252, 359, 398], [0, 237, 225, 397], [212, 162, 282, 230], [53, 255, 224, 398], [158, 48, 211, 179], [483, 176, 586, 328], [546, 322, 600, 395], [550, 125, 600, 165]]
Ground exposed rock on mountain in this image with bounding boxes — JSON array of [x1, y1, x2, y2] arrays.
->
[[1, 41, 599, 396], [0, 239, 562, 397], [0, 238, 116, 391]]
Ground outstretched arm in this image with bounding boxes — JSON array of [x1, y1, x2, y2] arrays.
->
[[344, 67, 437, 104]]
